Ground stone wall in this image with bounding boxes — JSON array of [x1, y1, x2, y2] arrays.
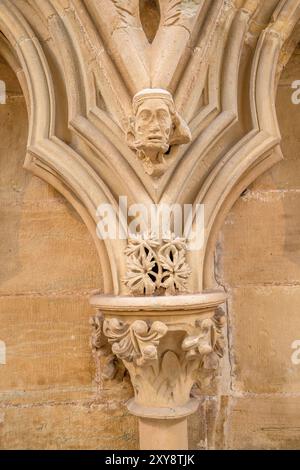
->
[[0, 58, 137, 450], [1, 40, 300, 451], [215, 45, 300, 450]]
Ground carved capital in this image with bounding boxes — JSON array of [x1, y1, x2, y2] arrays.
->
[[90, 292, 226, 419]]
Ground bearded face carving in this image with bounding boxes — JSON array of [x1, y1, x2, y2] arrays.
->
[[127, 89, 192, 176]]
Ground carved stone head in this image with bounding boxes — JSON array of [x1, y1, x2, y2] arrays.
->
[[127, 89, 191, 176]]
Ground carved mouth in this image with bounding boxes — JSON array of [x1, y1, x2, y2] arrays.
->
[[147, 136, 163, 143]]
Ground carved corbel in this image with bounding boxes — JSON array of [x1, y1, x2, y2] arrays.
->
[[96, 310, 225, 408], [126, 88, 191, 176], [4, 0, 300, 452]]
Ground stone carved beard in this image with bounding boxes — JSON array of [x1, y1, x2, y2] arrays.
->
[[127, 89, 192, 176]]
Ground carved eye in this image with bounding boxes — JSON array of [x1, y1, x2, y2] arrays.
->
[[157, 109, 170, 122], [138, 110, 151, 121]]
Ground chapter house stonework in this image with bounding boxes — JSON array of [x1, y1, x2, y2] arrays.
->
[[1, 0, 300, 450]]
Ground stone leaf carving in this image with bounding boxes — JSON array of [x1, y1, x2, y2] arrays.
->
[[122, 311, 225, 407], [124, 234, 191, 295], [91, 306, 225, 408], [182, 309, 226, 389], [159, 237, 192, 295], [182, 310, 225, 360], [90, 313, 105, 352], [126, 88, 191, 176], [90, 313, 120, 381], [129, 348, 198, 407], [103, 318, 168, 366]]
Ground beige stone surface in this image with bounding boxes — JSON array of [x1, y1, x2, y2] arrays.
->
[[216, 39, 300, 449], [0, 59, 136, 450], [0, 401, 137, 450], [218, 192, 300, 286], [225, 396, 300, 450], [226, 286, 300, 394], [0, 194, 103, 294], [1, 0, 300, 451], [0, 296, 95, 392]]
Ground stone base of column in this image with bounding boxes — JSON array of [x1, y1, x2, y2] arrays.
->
[[127, 398, 199, 450]]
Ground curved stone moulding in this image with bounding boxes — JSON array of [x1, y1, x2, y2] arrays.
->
[[1, 0, 300, 450]]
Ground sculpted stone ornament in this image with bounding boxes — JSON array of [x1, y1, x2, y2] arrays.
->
[[127, 89, 192, 176], [90, 313, 120, 382], [93, 307, 224, 409], [91, 290, 227, 449], [103, 318, 168, 366], [182, 310, 226, 390], [4, 0, 296, 451], [124, 234, 192, 296]]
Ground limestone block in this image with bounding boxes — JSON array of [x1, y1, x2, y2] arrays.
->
[[219, 192, 300, 286], [0, 402, 138, 450], [225, 396, 300, 450], [227, 286, 300, 393], [0, 296, 95, 391], [0, 178, 103, 294]]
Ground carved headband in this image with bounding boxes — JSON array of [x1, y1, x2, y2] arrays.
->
[[132, 88, 174, 113]]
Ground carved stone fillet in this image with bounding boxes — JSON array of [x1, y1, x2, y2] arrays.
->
[[126, 88, 191, 176]]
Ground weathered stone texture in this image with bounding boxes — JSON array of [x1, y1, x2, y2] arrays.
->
[[1, 0, 300, 451], [0, 402, 137, 450], [215, 45, 300, 449], [225, 397, 300, 450], [0, 60, 137, 450]]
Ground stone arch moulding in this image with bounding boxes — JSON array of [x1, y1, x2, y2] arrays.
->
[[1, 0, 300, 450]]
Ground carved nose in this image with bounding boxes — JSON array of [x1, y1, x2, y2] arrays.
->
[[149, 121, 160, 132]]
